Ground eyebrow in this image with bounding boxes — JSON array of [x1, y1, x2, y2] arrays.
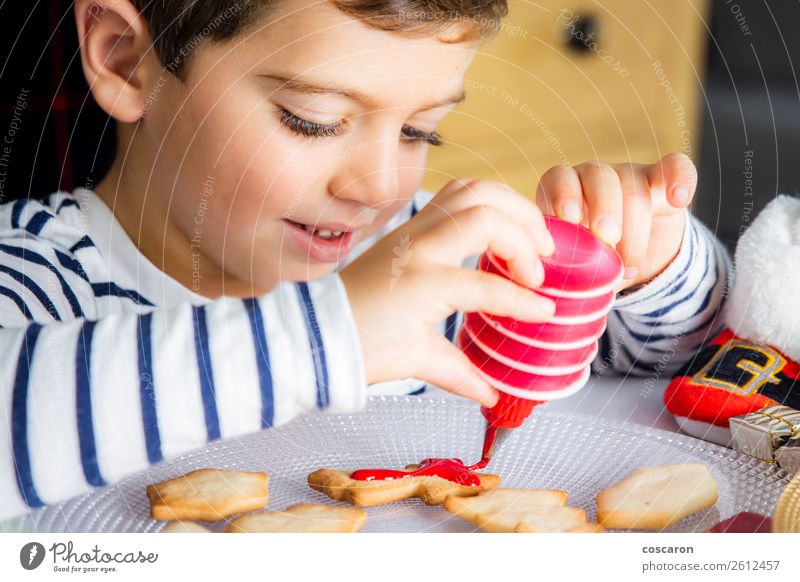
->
[[262, 73, 466, 110]]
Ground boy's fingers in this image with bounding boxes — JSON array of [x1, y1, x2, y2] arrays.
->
[[435, 178, 555, 256], [423, 205, 546, 288], [439, 267, 556, 322], [575, 161, 624, 246], [615, 165, 653, 280], [536, 165, 584, 223], [400, 178, 475, 236], [417, 335, 499, 408], [647, 152, 698, 211]]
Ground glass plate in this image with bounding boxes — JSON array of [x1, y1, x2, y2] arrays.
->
[[23, 396, 790, 533]]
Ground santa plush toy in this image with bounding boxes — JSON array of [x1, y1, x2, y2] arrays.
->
[[664, 195, 800, 446]]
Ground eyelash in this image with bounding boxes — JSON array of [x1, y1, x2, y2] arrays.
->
[[277, 108, 443, 147]]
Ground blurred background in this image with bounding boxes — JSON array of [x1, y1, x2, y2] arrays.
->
[[0, 0, 797, 248]]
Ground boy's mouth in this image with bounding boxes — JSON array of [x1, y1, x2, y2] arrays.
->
[[282, 219, 362, 263], [287, 220, 347, 240]]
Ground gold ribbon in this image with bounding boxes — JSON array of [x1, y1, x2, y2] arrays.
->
[[754, 409, 799, 437]]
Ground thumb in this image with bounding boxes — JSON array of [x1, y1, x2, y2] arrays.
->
[[416, 333, 499, 408], [647, 152, 698, 211]]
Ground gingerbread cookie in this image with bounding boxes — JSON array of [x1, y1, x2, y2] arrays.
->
[[596, 464, 718, 530], [147, 468, 269, 522], [226, 504, 367, 533], [308, 466, 500, 507], [444, 488, 603, 533]]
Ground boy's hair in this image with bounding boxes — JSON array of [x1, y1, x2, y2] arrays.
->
[[132, 0, 508, 78]]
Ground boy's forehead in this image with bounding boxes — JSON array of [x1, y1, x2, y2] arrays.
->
[[227, 0, 477, 109]]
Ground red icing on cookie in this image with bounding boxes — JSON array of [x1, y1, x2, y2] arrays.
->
[[351, 458, 483, 486], [351, 422, 503, 485]]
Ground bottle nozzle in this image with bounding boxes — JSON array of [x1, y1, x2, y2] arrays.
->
[[474, 393, 543, 468], [481, 391, 542, 429]]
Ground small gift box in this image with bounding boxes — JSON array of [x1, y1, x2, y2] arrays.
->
[[729, 405, 800, 463], [775, 435, 800, 475]]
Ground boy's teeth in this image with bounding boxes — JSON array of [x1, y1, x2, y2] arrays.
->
[[299, 223, 344, 239]]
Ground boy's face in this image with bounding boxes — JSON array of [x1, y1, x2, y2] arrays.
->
[[143, 0, 477, 291]]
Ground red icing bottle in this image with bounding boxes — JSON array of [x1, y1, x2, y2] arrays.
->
[[353, 219, 622, 483], [468, 217, 624, 466]]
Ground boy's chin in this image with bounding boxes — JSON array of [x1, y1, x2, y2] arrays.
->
[[275, 260, 341, 282]]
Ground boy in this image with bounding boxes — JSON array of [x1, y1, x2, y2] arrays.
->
[[0, 0, 728, 519]]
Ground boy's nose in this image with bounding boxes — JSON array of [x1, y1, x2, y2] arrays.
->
[[329, 139, 401, 209]]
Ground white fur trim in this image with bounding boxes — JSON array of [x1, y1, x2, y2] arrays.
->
[[725, 195, 800, 362]]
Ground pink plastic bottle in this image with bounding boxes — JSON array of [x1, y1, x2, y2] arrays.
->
[[460, 215, 623, 434]]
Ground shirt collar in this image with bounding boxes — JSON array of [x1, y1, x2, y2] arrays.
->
[[73, 187, 210, 308]]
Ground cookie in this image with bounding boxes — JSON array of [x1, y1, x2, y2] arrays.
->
[[444, 488, 602, 533], [596, 464, 718, 530], [226, 504, 367, 533], [147, 468, 269, 522], [308, 466, 500, 507], [160, 521, 212, 533]]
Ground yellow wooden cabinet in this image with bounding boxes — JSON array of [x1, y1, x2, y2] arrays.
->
[[423, 0, 711, 198]]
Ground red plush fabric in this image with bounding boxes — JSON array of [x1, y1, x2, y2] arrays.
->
[[664, 329, 799, 428]]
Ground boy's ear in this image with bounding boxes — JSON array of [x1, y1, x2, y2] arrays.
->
[[74, 0, 155, 122]]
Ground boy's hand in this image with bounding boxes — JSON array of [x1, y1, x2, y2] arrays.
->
[[340, 178, 556, 408], [536, 153, 697, 290]]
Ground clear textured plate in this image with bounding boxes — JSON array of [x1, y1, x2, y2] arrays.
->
[[22, 396, 790, 533]]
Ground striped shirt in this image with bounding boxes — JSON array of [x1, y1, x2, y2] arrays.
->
[[0, 188, 729, 519]]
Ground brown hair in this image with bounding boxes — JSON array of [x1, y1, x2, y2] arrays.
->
[[131, 0, 507, 78]]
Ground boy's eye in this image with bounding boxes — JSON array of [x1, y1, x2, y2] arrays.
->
[[401, 125, 443, 147], [277, 108, 443, 147], [278, 108, 342, 138]]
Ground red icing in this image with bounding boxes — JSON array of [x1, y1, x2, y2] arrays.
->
[[474, 423, 500, 469], [351, 458, 483, 486], [350, 423, 502, 485]]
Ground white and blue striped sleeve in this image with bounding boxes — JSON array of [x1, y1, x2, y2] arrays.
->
[[592, 211, 732, 378], [0, 275, 366, 520]]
